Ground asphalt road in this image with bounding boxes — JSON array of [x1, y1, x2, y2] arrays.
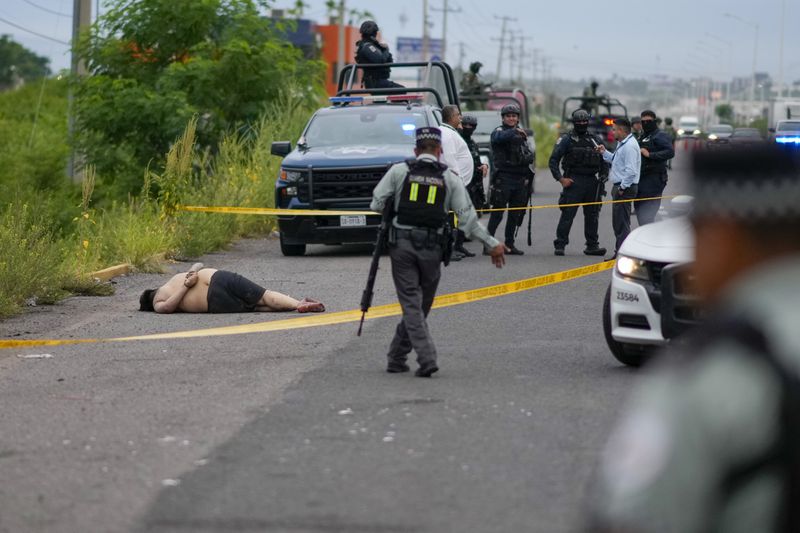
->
[[0, 142, 694, 533]]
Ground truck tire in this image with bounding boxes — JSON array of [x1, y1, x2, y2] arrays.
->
[[603, 284, 647, 367], [280, 234, 306, 257]]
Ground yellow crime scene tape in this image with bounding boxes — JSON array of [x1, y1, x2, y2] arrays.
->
[[0, 260, 615, 350], [178, 195, 675, 217]]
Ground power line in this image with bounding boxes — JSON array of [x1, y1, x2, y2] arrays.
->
[[20, 0, 71, 17], [0, 14, 69, 44]]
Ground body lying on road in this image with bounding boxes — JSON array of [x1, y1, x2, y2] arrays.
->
[[139, 264, 325, 314]]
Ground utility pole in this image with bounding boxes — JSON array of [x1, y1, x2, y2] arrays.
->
[[431, 0, 462, 63], [778, 0, 786, 98], [516, 35, 531, 86], [458, 41, 466, 72], [507, 33, 516, 84], [422, 0, 430, 61], [337, 0, 346, 78], [68, 0, 92, 180], [492, 15, 515, 82]]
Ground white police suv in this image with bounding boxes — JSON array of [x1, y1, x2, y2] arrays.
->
[[602, 197, 698, 366]]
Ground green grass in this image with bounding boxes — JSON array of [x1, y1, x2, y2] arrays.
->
[[533, 117, 559, 170], [0, 81, 316, 318]]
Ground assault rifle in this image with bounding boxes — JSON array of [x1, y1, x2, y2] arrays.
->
[[357, 199, 394, 336]]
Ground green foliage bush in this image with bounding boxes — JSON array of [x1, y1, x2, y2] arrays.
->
[[74, 0, 325, 195]]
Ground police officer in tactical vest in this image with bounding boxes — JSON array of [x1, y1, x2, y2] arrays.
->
[[460, 114, 489, 212], [488, 103, 535, 255], [370, 127, 506, 377], [548, 109, 608, 256], [355, 21, 403, 89], [635, 110, 675, 225], [589, 145, 800, 533]]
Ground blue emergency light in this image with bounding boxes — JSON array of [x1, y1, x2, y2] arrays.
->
[[329, 96, 365, 104], [776, 136, 800, 145]]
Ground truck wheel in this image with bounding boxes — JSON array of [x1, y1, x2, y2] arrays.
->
[[603, 284, 646, 367], [280, 234, 306, 257]]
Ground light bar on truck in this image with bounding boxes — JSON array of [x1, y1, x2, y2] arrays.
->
[[329, 93, 425, 105], [776, 136, 800, 144]]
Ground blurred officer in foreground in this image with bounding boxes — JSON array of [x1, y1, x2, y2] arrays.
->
[[549, 109, 608, 257], [370, 127, 506, 377], [588, 145, 800, 533], [636, 110, 675, 225], [488, 103, 535, 255], [355, 21, 403, 89], [460, 114, 489, 213]]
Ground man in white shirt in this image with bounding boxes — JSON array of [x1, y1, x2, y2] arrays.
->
[[440, 105, 476, 258]]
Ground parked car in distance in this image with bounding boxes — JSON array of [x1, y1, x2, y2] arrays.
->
[[705, 124, 734, 148], [677, 116, 702, 138], [729, 127, 765, 147], [772, 119, 800, 146]]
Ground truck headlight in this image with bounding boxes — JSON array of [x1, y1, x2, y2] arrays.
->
[[708, 134, 718, 140], [677, 129, 685, 135], [280, 169, 303, 183], [693, 129, 701, 135], [616, 255, 650, 281]]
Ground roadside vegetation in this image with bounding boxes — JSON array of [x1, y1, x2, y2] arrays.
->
[[0, 0, 323, 318]]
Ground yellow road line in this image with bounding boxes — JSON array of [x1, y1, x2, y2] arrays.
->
[[178, 195, 675, 217], [0, 261, 615, 350]]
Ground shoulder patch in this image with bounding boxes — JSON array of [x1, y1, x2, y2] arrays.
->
[[555, 136, 563, 145], [368, 45, 378, 52], [495, 127, 503, 132]]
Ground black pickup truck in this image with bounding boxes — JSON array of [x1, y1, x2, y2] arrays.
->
[[560, 95, 628, 149]]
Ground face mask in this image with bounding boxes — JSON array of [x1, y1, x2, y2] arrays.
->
[[574, 122, 588, 134], [461, 126, 475, 138], [642, 120, 657, 134]]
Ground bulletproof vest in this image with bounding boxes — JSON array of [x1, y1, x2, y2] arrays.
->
[[356, 39, 391, 80], [563, 134, 603, 175], [396, 159, 448, 229], [639, 130, 667, 175], [493, 126, 533, 176], [465, 137, 483, 181]]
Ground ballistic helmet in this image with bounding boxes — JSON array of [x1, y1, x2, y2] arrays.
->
[[461, 114, 478, 127], [501, 103, 521, 116], [360, 20, 379, 37], [469, 61, 483, 73], [572, 109, 590, 122]]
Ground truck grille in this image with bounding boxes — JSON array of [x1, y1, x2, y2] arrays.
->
[[298, 167, 389, 206]]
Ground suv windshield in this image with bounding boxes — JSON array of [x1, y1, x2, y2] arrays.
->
[[777, 121, 800, 131], [304, 108, 429, 147]]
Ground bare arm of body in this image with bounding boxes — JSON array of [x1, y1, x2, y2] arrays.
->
[[153, 272, 197, 313]]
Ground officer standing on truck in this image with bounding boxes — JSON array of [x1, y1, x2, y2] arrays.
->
[[549, 109, 608, 257], [355, 21, 403, 89], [635, 110, 675, 225], [370, 127, 507, 378], [487, 104, 534, 256], [460, 114, 489, 212], [588, 145, 800, 533]]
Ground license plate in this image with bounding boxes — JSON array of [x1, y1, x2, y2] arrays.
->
[[340, 215, 366, 227]]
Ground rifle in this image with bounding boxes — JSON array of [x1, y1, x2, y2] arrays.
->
[[357, 199, 394, 336]]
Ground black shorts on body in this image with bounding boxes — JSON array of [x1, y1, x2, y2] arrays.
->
[[206, 271, 267, 313]]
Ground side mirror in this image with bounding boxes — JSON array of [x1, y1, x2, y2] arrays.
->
[[768, 128, 776, 133], [271, 141, 292, 157]]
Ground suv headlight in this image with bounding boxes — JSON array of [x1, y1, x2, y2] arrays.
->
[[280, 169, 304, 183], [677, 129, 685, 135], [616, 255, 651, 281]]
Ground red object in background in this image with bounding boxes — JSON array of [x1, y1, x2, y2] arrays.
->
[[317, 24, 360, 96]]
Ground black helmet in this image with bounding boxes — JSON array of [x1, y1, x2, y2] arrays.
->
[[665, 117, 673, 125], [501, 103, 521, 116], [360, 20, 379, 37], [571, 109, 590, 122], [461, 114, 477, 127], [469, 61, 482, 73]]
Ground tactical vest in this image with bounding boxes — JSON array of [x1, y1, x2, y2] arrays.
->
[[563, 134, 604, 176], [396, 159, 448, 229], [493, 126, 533, 176], [465, 137, 483, 183], [639, 130, 668, 175]]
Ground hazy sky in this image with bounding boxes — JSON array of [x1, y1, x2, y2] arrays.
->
[[3, 0, 798, 84]]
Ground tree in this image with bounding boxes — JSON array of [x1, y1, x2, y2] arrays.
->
[[0, 35, 50, 90], [74, 0, 324, 193], [715, 103, 734, 125]]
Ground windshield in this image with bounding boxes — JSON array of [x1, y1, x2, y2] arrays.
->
[[733, 129, 761, 137], [709, 125, 733, 133], [679, 121, 699, 129], [777, 121, 800, 131], [303, 108, 429, 147], [470, 112, 502, 135]]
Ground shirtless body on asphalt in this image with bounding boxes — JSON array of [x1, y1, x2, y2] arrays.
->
[[139, 263, 325, 314]]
